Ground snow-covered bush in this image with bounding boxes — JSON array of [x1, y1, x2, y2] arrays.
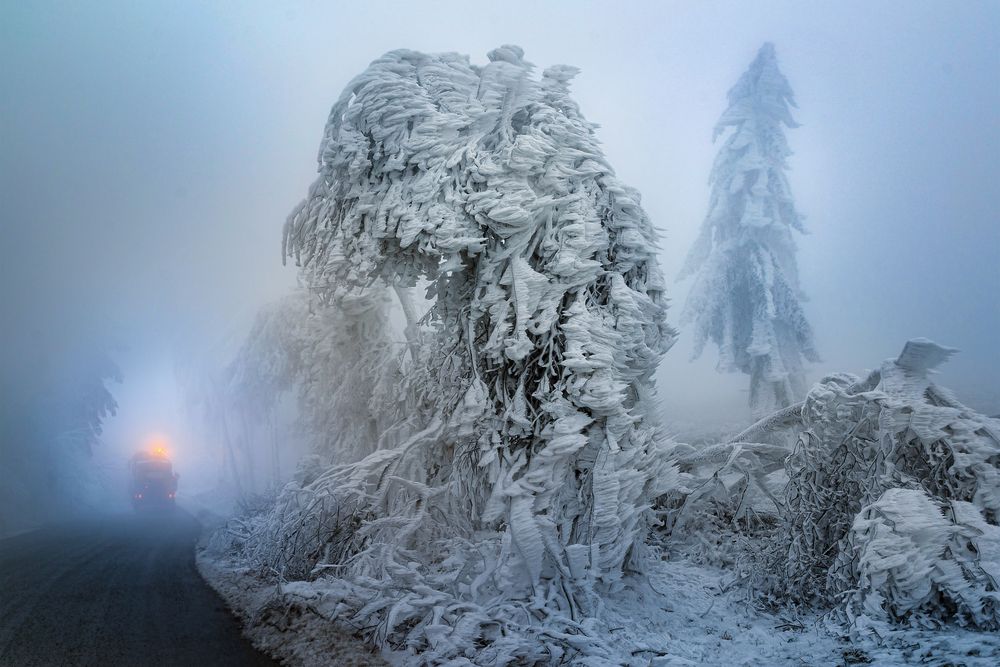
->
[[764, 339, 1000, 630], [660, 439, 786, 567], [679, 43, 818, 415], [845, 488, 1000, 630], [229, 416, 621, 663], [180, 282, 404, 499], [240, 287, 404, 463], [223, 283, 406, 470], [658, 403, 807, 567]]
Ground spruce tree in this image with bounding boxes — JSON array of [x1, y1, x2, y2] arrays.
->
[[680, 43, 818, 415]]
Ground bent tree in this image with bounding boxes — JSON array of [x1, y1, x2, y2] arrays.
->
[[283, 45, 677, 595], [680, 43, 818, 415]]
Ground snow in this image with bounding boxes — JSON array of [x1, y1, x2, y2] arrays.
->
[[199, 539, 1000, 666], [197, 549, 384, 666]]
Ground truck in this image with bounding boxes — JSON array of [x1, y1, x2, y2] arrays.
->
[[129, 449, 179, 511]]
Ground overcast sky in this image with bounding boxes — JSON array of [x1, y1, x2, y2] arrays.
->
[[2, 0, 998, 447]]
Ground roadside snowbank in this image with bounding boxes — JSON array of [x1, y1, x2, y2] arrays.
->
[[197, 539, 833, 666], [199, 528, 1000, 667], [197, 548, 386, 666]]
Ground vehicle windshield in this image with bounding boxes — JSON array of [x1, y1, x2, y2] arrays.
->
[[136, 460, 172, 474]]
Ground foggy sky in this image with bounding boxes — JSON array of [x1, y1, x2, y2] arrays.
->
[[2, 0, 998, 452]]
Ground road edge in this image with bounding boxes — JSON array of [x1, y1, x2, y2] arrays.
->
[[193, 516, 386, 666]]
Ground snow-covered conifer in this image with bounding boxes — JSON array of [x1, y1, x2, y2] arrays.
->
[[680, 43, 818, 415]]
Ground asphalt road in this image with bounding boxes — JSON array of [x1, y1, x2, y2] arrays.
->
[[0, 511, 276, 666]]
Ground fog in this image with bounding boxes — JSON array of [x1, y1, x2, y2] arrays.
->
[[2, 1, 998, 528]]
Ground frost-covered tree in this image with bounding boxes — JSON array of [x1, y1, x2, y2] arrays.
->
[[252, 45, 679, 660], [179, 284, 405, 498], [680, 43, 818, 415], [227, 285, 404, 466], [0, 329, 119, 534]]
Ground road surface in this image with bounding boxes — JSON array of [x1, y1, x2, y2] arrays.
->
[[0, 512, 276, 666]]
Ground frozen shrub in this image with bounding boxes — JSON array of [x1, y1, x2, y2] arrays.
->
[[662, 439, 786, 567], [767, 339, 1000, 630], [845, 488, 1000, 630], [228, 287, 405, 465]]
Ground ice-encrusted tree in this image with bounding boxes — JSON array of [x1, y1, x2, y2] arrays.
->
[[272, 46, 679, 657], [680, 43, 818, 415], [227, 286, 404, 466], [180, 283, 405, 497]]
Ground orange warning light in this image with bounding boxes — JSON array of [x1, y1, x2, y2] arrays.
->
[[146, 434, 170, 459]]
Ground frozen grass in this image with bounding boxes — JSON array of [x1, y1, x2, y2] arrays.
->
[[197, 543, 386, 666]]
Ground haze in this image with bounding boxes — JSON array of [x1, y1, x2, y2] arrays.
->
[[2, 0, 998, 515]]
